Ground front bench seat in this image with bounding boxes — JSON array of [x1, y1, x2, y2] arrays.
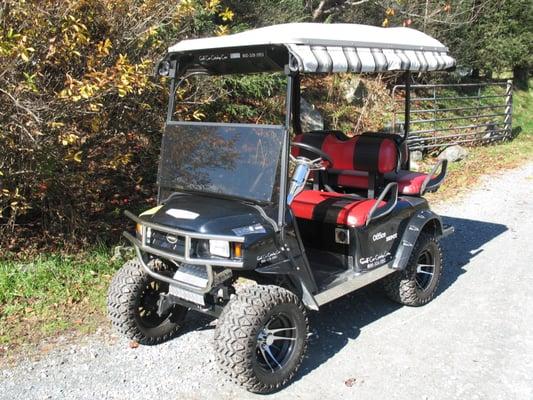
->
[[291, 191, 384, 227]]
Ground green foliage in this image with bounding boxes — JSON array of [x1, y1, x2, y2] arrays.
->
[[0, 249, 117, 308], [0, 0, 234, 252], [329, 0, 532, 75], [452, 0, 533, 74], [513, 80, 533, 141], [225, 0, 308, 28], [0, 248, 121, 344], [221, 74, 286, 99], [425, 79, 533, 201], [204, 74, 286, 123]]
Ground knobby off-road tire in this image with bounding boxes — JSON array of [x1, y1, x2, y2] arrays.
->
[[107, 258, 187, 345], [382, 233, 443, 306], [214, 285, 308, 394]]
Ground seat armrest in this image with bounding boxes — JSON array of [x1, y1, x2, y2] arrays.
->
[[421, 159, 448, 195]]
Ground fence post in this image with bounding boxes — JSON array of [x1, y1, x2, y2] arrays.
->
[[503, 80, 513, 140], [392, 85, 398, 132], [432, 86, 437, 147], [476, 86, 482, 143]]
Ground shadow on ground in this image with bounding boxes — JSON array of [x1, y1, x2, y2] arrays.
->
[[296, 216, 507, 381], [438, 216, 507, 291], [178, 216, 507, 385]]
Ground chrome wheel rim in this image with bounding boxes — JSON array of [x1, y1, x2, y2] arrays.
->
[[415, 249, 435, 292], [256, 313, 297, 373]]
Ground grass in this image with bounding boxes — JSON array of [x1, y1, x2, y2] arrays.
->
[[0, 248, 121, 358], [0, 80, 531, 358]]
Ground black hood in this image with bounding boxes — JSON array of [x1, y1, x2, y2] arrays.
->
[[143, 193, 274, 237]]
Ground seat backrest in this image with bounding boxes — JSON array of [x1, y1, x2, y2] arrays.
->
[[293, 132, 398, 174], [360, 131, 409, 169]]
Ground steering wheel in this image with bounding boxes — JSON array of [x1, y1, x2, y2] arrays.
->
[[290, 142, 333, 169]]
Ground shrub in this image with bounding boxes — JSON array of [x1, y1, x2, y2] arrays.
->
[[0, 0, 233, 254]]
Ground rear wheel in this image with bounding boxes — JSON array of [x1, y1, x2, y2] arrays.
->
[[107, 258, 187, 345], [382, 233, 443, 306], [214, 285, 308, 394]]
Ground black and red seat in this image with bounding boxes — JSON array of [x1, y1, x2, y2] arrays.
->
[[290, 190, 386, 227], [290, 133, 398, 227], [291, 131, 443, 197]]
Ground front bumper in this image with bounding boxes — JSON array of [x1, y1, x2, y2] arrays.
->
[[124, 210, 244, 268], [123, 210, 243, 295]]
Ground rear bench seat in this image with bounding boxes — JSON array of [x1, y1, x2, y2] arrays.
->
[[292, 131, 443, 196]]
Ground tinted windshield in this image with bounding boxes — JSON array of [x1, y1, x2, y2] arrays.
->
[[158, 122, 285, 203]]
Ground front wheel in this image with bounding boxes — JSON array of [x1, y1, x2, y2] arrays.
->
[[214, 285, 308, 394], [382, 233, 443, 306], [107, 258, 187, 345]]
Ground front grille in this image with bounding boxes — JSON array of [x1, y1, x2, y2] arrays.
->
[[149, 230, 186, 255]]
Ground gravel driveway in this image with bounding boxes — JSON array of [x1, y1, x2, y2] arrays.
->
[[2, 163, 533, 400]]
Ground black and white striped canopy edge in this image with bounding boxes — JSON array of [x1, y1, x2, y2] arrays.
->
[[287, 44, 456, 73]]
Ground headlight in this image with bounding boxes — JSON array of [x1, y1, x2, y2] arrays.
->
[[135, 224, 150, 242], [209, 240, 230, 258], [158, 61, 171, 76]]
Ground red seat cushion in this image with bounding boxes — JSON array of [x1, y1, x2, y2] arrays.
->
[[291, 190, 384, 227], [387, 170, 430, 195]]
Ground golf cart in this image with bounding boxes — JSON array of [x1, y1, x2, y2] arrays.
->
[[107, 23, 455, 393]]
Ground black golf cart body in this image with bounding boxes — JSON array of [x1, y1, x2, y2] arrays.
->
[[112, 23, 456, 393], [123, 23, 454, 313]]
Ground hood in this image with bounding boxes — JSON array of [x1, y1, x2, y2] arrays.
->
[[141, 193, 274, 237]]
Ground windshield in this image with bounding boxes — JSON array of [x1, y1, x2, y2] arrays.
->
[[158, 122, 285, 203]]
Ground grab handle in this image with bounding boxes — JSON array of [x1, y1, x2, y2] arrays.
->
[[421, 159, 448, 195], [366, 182, 398, 226]]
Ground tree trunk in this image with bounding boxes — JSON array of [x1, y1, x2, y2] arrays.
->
[[312, 0, 331, 21], [513, 65, 529, 90]]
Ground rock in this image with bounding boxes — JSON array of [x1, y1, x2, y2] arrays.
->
[[410, 160, 420, 171], [438, 145, 469, 162], [340, 77, 367, 105], [409, 150, 423, 162], [482, 122, 500, 141], [111, 245, 135, 262], [300, 98, 324, 132]]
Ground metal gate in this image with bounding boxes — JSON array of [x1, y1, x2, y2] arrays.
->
[[392, 81, 513, 151]]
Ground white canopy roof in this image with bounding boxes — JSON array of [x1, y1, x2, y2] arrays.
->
[[169, 23, 455, 73]]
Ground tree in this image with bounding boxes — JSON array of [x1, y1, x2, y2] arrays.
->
[[466, 0, 532, 88], [225, 0, 308, 27]]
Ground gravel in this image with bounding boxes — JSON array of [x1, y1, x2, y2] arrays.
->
[[1, 163, 533, 400]]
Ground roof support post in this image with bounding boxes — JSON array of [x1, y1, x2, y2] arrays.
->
[[403, 71, 411, 141], [166, 77, 177, 122], [278, 70, 295, 230], [291, 74, 302, 134], [165, 61, 179, 123]]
